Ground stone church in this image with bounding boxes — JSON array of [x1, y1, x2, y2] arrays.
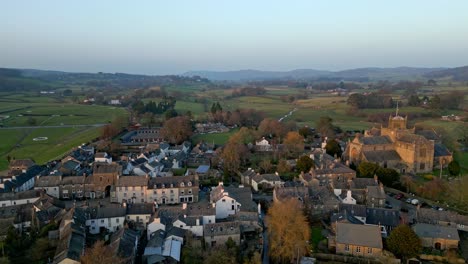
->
[[344, 108, 453, 174]]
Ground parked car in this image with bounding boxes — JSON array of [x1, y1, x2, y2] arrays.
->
[[406, 198, 413, 204], [411, 199, 419, 205], [395, 193, 404, 200]]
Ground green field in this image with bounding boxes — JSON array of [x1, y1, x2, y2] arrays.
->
[[0, 126, 101, 170], [191, 128, 239, 145]]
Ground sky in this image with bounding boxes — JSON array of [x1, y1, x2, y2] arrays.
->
[[1, 1, 468, 75]]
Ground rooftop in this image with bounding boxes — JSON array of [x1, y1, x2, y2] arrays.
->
[[413, 223, 459, 240], [336, 222, 382, 248]]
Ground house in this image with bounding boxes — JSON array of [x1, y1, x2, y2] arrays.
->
[[413, 223, 459, 250], [366, 184, 386, 208], [60, 175, 85, 200], [254, 137, 273, 152], [34, 175, 62, 198], [126, 203, 155, 229], [147, 175, 199, 205], [334, 222, 383, 257], [0, 189, 41, 207], [251, 173, 283, 191], [365, 208, 400, 237], [95, 152, 112, 164], [348, 176, 379, 204], [109, 228, 140, 264], [415, 207, 468, 232], [210, 183, 258, 219], [8, 159, 35, 176], [109, 99, 121, 105], [32, 194, 65, 228], [114, 175, 149, 204], [144, 227, 184, 263], [0, 165, 45, 192], [309, 152, 356, 185], [53, 208, 87, 264], [203, 222, 241, 248], [86, 206, 126, 234], [88, 162, 122, 199], [340, 190, 356, 205]]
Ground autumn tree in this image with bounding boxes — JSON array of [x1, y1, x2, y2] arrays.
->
[[267, 198, 310, 263], [386, 225, 421, 261], [161, 116, 193, 144], [276, 159, 291, 174], [283, 131, 304, 157], [315, 116, 334, 138], [419, 178, 447, 200], [375, 167, 400, 187], [258, 118, 287, 139], [298, 126, 312, 139], [81, 240, 126, 264], [296, 155, 314, 173], [259, 159, 273, 174]]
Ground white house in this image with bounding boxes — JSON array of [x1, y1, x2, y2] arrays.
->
[[34, 175, 61, 198], [210, 183, 242, 219], [255, 137, 272, 151], [251, 173, 284, 191], [94, 152, 112, 164], [114, 175, 148, 204], [0, 189, 41, 207], [86, 207, 126, 234], [341, 190, 357, 205]]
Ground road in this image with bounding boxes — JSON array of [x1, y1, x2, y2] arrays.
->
[[261, 210, 269, 264], [0, 123, 107, 129]]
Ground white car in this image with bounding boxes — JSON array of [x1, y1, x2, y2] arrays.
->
[[411, 199, 419, 205]]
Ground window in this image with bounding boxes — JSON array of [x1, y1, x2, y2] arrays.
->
[[141, 199, 144, 203], [124, 193, 127, 197], [356, 246, 361, 253], [344, 244, 349, 251], [125, 187, 128, 191], [101, 220, 104, 223], [367, 248, 372, 254], [116, 218, 119, 223], [170, 190, 174, 193], [222, 199, 226, 202], [420, 163, 425, 170], [91, 220, 95, 224], [231, 205, 235, 210]]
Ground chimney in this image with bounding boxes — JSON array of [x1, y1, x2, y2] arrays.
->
[[374, 175, 378, 184]]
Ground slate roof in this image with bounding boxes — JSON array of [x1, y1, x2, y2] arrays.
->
[[367, 186, 386, 199], [365, 208, 400, 227], [9, 159, 35, 168], [88, 207, 126, 219], [204, 222, 240, 237], [336, 222, 382, 248], [93, 163, 121, 174], [331, 211, 364, 225], [195, 165, 210, 174], [117, 175, 148, 187], [224, 186, 257, 212], [35, 175, 62, 187], [0, 189, 41, 201], [350, 178, 378, 189], [148, 175, 197, 189], [112, 228, 140, 259], [413, 223, 459, 240], [127, 203, 154, 215], [338, 203, 367, 218], [2, 165, 45, 192], [416, 208, 468, 226], [252, 173, 281, 183], [363, 150, 401, 163], [416, 130, 440, 141], [398, 133, 427, 144], [361, 136, 392, 145], [434, 143, 451, 157]]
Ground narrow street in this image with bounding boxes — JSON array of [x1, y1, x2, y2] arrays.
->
[[261, 211, 269, 264]]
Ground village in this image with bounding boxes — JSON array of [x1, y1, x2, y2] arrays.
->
[[0, 105, 466, 264]]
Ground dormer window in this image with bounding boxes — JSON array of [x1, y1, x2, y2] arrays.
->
[[187, 182, 192, 187], [180, 182, 185, 187]]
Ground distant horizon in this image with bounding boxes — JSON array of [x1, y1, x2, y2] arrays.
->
[[2, 64, 463, 77], [2, 1, 468, 75]]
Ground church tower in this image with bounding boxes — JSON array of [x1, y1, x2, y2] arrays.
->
[[387, 101, 407, 130]]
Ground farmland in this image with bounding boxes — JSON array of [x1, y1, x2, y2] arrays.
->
[[0, 91, 128, 171]]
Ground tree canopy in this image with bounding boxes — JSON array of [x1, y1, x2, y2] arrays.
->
[[386, 225, 421, 261], [267, 198, 310, 264], [448, 160, 461, 176], [325, 139, 342, 158], [357, 161, 379, 178], [297, 155, 314, 173], [161, 116, 193, 144]]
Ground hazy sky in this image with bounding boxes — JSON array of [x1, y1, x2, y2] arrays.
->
[[1, 1, 468, 75]]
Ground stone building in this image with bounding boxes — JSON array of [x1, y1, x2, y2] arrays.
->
[[344, 107, 451, 174], [203, 222, 241, 247]]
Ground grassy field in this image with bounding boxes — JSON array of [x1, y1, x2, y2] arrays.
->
[[191, 128, 239, 145], [0, 126, 101, 170]]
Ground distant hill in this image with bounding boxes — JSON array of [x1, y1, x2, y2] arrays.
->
[[183, 69, 331, 81], [424, 66, 468, 81], [183, 67, 446, 81]]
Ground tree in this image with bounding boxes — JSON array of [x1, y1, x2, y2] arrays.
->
[[315, 116, 334, 138], [161, 116, 193, 144], [386, 225, 421, 261], [283, 131, 304, 157], [276, 159, 291, 174], [357, 162, 379, 178], [375, 167, 400, 187], [325, 139, 342, 158], [267, 198, 310, 263], [258, 118, 287, 139], [400, 175, 414, 193], [407, 94, 421, 106], [259, 159, 273, 174], [448, 160, 461, 176], [296, 155, 314, 173], [81, 240, 125, 264], [221, 141, 248, 176], [298, 126, 312, 139], [429, 95, 441, 110]]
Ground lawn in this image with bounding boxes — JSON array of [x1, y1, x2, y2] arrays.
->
[[191, 128, 239, 145], [310, 226, 325, 251], [0, 126, 101, 170]]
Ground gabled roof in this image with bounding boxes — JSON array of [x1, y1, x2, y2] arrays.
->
[[9, 159, 35, 168], [363, 150, 401, 163], [204, 222, 240, 237], [434, 143, 451, 157], [398, 133, 427, 144], [252, 174, 281, 183], [224, 186, 257, 212], [338, 203, 367, 218], [336, 222, 382, 248], [127, 203, 154, 215], [88, 207, 126, 219], [361, 136, 392, 145], [365, 208, 400, 227], [117, 175, 148, 187], [413, 223, 459, 240], [367, 186, 386, 199]]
